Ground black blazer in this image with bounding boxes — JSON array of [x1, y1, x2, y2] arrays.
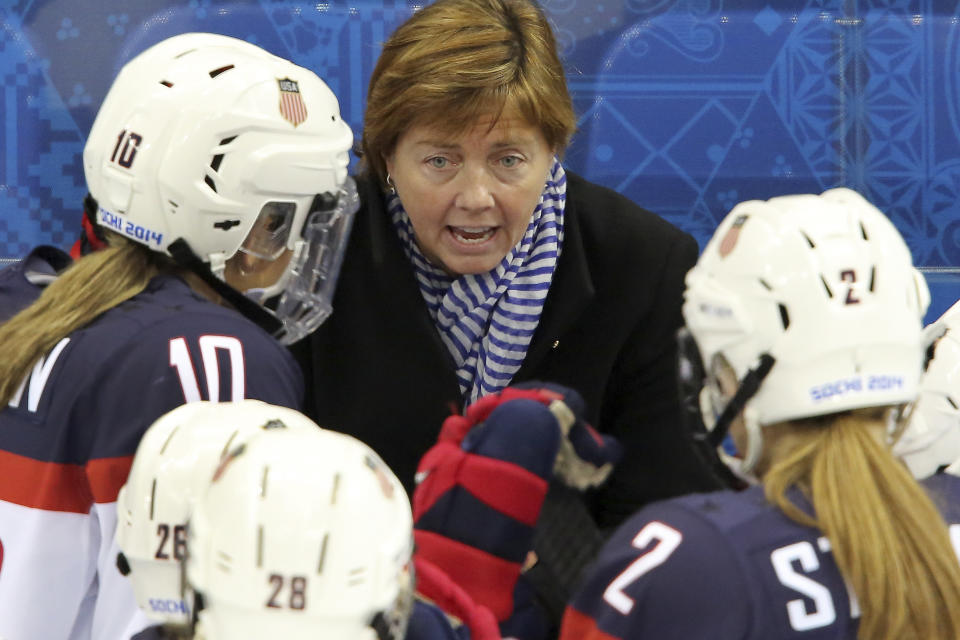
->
[[290, 171, 720, 528]]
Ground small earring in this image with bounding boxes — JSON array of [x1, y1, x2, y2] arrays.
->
[[386, 172, 397, 195]]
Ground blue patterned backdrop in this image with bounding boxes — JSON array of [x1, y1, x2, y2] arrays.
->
[[3, 0, 960, 320]]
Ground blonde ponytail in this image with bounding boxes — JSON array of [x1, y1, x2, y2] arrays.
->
[[0, 235, 169, 406], [764, 410, 960, 639]]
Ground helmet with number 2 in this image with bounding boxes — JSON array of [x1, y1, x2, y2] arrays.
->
[[115, 400, 316, 626], [682, 187, 929, 477], [83, 33, 357, 344], [186, 426, 414, 640]]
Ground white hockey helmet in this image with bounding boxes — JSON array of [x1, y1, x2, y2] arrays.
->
[[186, 427, 414, 640], [115, 400, 317, 625], [894, 300, 960, 478], [83, 32, 358, 344], [682, 187, 929, 475]]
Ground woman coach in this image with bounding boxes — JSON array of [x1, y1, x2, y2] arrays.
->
[[290, 0, 719, 529]]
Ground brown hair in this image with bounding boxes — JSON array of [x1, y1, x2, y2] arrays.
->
[[0, 233, 170, 406], [764, 409, 960, 639], [361, 0, 576, 188]]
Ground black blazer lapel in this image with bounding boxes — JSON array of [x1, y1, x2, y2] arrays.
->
[[517, 191, 595, 378]]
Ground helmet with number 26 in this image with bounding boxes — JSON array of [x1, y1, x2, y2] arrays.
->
[[187, 425, 415, 640], [83, 32, 357, 344], [681, 187, 929, 478], [115, 400, 316, 626]]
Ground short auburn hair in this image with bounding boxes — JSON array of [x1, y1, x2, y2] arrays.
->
[[361, 0, 576, 189]]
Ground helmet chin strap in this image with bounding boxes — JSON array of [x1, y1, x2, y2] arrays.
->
[[699, 354, 776, 482], [168, 238, 282, 336]]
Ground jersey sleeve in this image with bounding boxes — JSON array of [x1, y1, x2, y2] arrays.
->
[[560, 501, 752, 640], [89, 502, 152, 640]]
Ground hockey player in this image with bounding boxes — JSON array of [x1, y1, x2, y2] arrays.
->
[[894, 299, 960, 478], [560, 188, 960, 639], [178, 408, 499, 640], [0, 33, 356, 640]]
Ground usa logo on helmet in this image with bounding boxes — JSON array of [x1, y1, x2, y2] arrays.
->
[[719, 214, 749, 258], [278, 78, 307, 127]]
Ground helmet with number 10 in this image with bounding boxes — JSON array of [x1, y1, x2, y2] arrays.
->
[[83, 32, 358, 343]]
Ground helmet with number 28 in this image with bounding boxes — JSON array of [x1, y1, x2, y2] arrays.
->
[[681, 187, 929, 477], [115, 400, 316, 627], [187, 425, 415, 640], [83, 32, 357, 344]]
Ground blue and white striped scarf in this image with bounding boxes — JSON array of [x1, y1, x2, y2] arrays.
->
[[390, 159, 567, 404]]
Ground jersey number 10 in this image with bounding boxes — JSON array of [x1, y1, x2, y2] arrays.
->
[[169, 336, 246, 402]]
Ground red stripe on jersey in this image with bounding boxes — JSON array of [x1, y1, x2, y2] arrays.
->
[[559, 606, 621, 640], [0, 449, 93, 513], [86, 455, 134, 504]]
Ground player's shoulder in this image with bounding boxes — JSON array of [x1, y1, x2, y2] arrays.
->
[[85, 274, 282, 349], [600, 487, 768, 576], [566, 490, 756, 640], [69, 274, 300, 398], [109, 274, 261, 328]]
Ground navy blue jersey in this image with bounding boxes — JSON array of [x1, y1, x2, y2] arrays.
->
[[562, 474, 960, 640], [0, 250, 304, 640]]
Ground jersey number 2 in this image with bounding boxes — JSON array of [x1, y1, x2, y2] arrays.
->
[[603, 521, 683, 615], [169, 336, 245, 402]]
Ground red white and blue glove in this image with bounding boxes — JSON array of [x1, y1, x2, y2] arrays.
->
[[412, 384, 622, 639]]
